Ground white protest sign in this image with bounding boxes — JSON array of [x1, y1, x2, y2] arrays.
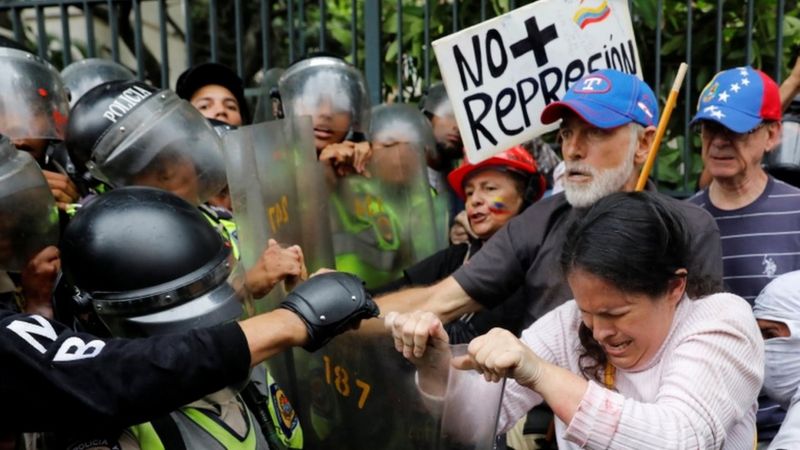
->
[[433, 0, 642, 163]]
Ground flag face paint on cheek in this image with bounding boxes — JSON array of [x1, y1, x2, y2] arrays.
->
[[489, 196, 512, 214]]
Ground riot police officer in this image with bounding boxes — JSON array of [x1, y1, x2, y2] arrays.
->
[[274, 55, 372, 176], [0, 185, 378, 434]]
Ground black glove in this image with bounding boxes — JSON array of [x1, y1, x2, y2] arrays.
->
[[279, 272, 379, 351]]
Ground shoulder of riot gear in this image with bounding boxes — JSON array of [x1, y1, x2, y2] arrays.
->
[[59, 186, 243, 337], [279, 272, 379, 351]]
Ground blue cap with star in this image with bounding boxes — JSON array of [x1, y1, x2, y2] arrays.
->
[[691, 66, 781, 133]]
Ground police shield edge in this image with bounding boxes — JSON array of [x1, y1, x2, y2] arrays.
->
[[433, 0, 642, 163]]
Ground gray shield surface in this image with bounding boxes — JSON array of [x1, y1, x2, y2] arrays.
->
[[0, 48, 70, 141], [0, 136, 58, 271]]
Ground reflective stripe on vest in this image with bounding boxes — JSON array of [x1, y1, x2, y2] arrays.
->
[[129, 397, 269, 450]]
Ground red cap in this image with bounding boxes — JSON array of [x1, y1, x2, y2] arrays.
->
[[447, 146, 546, 201]]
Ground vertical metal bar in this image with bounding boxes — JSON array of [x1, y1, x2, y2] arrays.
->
[[745, 0, 754, 64], [350, 0, 357, 64], [299, 0, 305, 56], [11, 8, 24, 44], [183, 0, 193, 68], [159, 0, 169, 88], [84, 1, 96, 58], [34, 5, 46, 59], [107, 0, 119, 62], [653, 0, 662, 183], [481, 0, 487, 22], [319, 0, 327, 51], [134, 0, 144, 80], [655, 0, 662, 95], [209, 0, 218, 63], [776, 0, 786, 83], [715, 0, 723, 73], [235, 0, 244, 78], [397, 0, 403, 102], [60, 3, 73, 65], [364, 1, 382, 105], [509, 0, 516, 10], [683, 0, 693, 192], [261, 0, 270, 70], [288, 0, 295, 63], [452, 0, 459, 33], [424, 0, 430, 88]]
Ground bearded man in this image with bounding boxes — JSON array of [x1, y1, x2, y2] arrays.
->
[[375, 69, 723, 327]]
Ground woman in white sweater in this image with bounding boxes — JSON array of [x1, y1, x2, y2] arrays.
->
[[387, 191, 764, 449]]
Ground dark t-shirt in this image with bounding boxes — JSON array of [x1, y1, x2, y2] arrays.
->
[[0, 310, 250, 432], [688, 176, 800, 302], [453, 191, 724, 326]]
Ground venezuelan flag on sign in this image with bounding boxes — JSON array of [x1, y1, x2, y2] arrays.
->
[[573, 0, 611, 29]]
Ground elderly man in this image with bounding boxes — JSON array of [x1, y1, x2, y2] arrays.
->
[[687, 65, 800, 447], [377, 69, 723, 329]]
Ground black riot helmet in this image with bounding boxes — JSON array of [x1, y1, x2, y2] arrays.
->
[[59, 186, 247, 337], [765, 95, 800, 187], [65, 80, 227, 205], [61, 58, 135, 108]]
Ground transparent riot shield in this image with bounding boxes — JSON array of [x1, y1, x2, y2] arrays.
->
[[223, 116, 334, 278], [223, 116, 335, 424], [0, 48, 70, 141], [330, 136, 443, 289], [292, 332, 505, 450], [0, 137, 58, 271]]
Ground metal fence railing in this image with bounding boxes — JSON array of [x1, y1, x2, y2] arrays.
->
[[1, 0, 796, 196]]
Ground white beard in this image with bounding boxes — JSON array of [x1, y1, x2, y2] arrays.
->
[[564, 140, 637, 208]]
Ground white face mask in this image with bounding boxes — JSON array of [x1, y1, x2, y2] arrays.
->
[[763, 334, 800, 408]]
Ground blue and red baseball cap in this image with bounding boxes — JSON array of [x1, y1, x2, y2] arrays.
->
[[691, 66, 781, 133], [541, 69, 659, 129]]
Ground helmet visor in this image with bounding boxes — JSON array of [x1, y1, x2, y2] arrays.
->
[[0, 48, 70, 140], [90, 92, 227, 205]]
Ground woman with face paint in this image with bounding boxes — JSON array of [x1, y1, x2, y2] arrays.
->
[[753, 271, 800, 450], [374, 146, 545, 343]]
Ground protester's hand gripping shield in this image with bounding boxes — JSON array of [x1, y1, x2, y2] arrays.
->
[[88, 91, 227, 205], [0, 136, 58, 271], [0, 48, 70, 141], [294, 333, 505, 450], [278, 57, 370, 144], [61, 58, 135, 108]]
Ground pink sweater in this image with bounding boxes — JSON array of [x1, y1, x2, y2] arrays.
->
[[500, 292, 763, 449]]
